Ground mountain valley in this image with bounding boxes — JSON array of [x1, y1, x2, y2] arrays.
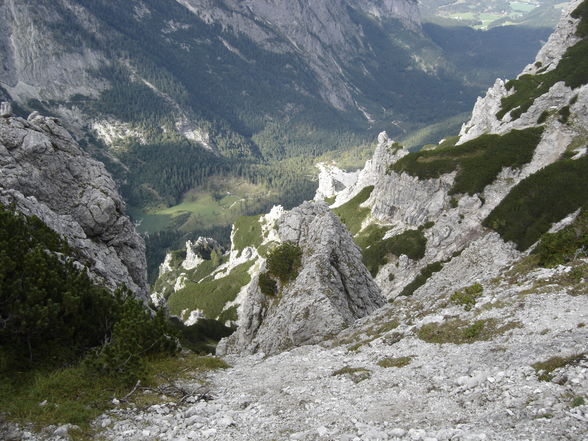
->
[[1, 0, 587, 440]]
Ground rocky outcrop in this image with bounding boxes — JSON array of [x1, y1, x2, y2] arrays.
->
[[314, 163, 359, 202], [0, 108, 148, 298], [459, 0, 586, 143], [218, 202, 384, 355]]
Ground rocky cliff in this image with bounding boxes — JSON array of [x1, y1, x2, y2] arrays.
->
[[154, 0, 588, 356], [218, 202, 384, 355], [0, 106, 148, 298]]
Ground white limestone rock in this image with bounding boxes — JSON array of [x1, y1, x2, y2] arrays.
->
[[314, 163, 359, 202], [182, 237, 224, 270], [0, 101, 11, 117], [459, 0, 585, 143], [218, 201, 384, 355]]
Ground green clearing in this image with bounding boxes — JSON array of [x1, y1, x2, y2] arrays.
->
[[167, 261, 254, 319], [131, 178, 274, 234], [511, 2, 537, 13]]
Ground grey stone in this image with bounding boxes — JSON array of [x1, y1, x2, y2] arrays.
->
[[0, 114, 148, 298], [0, 101, 12, 117], [218, 201, 384, 355]]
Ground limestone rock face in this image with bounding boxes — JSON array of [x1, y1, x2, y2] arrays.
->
[[0, 111, 148, 298], [218, 202, 384, 355], [177, 0, 421, 110], [314, 163, 359, 202], [459, 0, 585, 143]]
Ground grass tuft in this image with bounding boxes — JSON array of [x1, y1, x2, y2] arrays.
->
[[532, 353, 585, 382], [450, 283, 484, 310], [418, 318, 521, 344], [377, 356, 412, 368]]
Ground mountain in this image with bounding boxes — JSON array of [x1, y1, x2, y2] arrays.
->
[[0, 0, 551, 233], [0, 105, 148, 298], [1, 1, 587, 439], [103, 2, 588, 439], [155, 0, 587, 337]]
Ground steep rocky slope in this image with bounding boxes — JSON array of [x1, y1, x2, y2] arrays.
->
[[3, 1, 587, 440], [157, 0, 588, 339], [0, 105, 148, 297]]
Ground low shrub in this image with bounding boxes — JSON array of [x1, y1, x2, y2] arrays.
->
[[357, 226, 427, 277], [399, 261, 444, 297], [484, 156, 588, 250], [534, 209, 588, 267], [450, 283, 484, 310], [389, 128, 543, 196], [266, 242, 303, 283], [259, 272, 278, 296], [496, 2, 588, 120]]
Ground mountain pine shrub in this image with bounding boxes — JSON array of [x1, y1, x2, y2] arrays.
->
[[266, 242, 303, 284], [389, 128, 543, 195], [0, 204, 178, 381]]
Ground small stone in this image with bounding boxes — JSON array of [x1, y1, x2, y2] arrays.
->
[[290, 432, 306, 440], [202, 428, 217, 438], [54, 425, 70, 438], [389, 428, 406, 437], [218, 415, 234, 427], [317, 426, 329, 436], [1, 101, 12, 117], [408, 428, 427, 440], [39, 399, 48, 407], [112, 398, 120, 406]]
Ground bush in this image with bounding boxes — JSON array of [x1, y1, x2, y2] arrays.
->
[[450, 283, 483, 310], [357, 227, 427, 277], [533, 209, 588, 267], [259, 272, 278, 296], [266, 242, 303, 283], [399, 261, 444, 297], [389, 128, 543, 196], [484, 156, 588, 250], [83, 290, 179, 385], [0, 204, 179, 383]]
